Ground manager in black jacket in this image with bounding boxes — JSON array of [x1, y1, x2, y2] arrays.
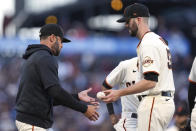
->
[[15, 24, 99, 131]]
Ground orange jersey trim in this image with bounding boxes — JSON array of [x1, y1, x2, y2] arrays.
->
[[123, 118, 127, 131], [137, 31, 152, 48], [159, 37, 168, 46], [148, 97, 155, 131], [188, 78, 196, 84]]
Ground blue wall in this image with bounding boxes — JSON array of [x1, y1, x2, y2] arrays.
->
[[0, 36, 190, 57]]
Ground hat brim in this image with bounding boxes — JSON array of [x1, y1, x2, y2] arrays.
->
[[62, 37, 71, 43], [117, 17, 127, 23]]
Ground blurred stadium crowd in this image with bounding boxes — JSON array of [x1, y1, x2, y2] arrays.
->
[[0, 24, 194, 131], [0, 0, 196, 131]]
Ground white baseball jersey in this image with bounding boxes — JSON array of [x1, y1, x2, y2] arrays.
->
[[105, 57, 139, 113], [189, 57, 196, 83], [136, 32, 175, 131], [137, 32, 175, 95], [189, 57, 196, 130]]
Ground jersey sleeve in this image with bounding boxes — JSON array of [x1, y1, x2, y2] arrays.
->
[[140, 45, 161, 75], [104, 62, 125, 88], [189, 57, 196, 83]]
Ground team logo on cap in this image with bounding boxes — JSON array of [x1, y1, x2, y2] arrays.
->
[[142, 56, 153, 67]]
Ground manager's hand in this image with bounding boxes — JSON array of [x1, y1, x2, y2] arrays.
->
[[78, 88, 99, 106], [84, 105, 99, 121]]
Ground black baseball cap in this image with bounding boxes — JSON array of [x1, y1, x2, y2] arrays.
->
[[117, 3, 150, 23], [39, 24, 71, 43]]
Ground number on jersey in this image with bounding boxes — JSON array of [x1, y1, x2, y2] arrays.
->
[[126, 81, 135, 87], [166, 49, 172, 69], [159, 37, 172, 69]]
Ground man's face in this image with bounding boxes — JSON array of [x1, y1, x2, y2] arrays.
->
[[125, 18, 138, 37], [51, 36, 63, 56]]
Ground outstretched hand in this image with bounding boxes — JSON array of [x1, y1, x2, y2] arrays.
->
[[78, 88, 99, 106]]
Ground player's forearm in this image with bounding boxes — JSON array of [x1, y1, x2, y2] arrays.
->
[[119, 79, 156, 96]]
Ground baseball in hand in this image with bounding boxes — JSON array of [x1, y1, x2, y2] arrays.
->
[[96, 92, 106, 99]]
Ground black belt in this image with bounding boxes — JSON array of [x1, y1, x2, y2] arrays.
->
[[138, 95, 147, 102], [131, 113, 137, 119], [138, 91, 172, 102], [161, 91, 172, 97]]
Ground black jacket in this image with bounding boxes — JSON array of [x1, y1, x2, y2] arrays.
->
[[15, 44, 87, 129]]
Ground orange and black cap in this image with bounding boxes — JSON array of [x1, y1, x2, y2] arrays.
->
[[117, 3, 150, 23]]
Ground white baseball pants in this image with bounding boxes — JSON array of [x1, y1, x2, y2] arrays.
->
[[114, 112, 137, 131], [16, 120, 49, 131], [191, 104, 196, 130], [137, 96, 175, 131]]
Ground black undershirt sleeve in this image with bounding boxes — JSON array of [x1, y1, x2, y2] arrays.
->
[[144, 72, 159, 82], [47, 85, 87, 113], [102, 80, 112, 89], [188, 82, 196, 115]]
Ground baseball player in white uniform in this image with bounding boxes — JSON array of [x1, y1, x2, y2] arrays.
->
[[188, 57, 196, 130], [102, 57, 139, 131], [102, 3, 175, 131]]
